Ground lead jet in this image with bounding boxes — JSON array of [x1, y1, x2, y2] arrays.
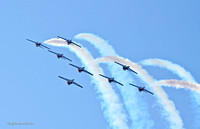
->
[[69, 63, 93, 76], [58, 76, 83, 88], [48, 50, 72, 61], [114, 61, 137, 74], [129, 83, 153, 95], [26, 39, 50, 49], [99, 74, 123, 86], [57, 36, 82, 48]]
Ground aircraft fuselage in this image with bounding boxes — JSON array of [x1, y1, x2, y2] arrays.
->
[[108, 78, 114, 82], [35, 43, 41, 47], [78, 68, 84, 72], [67, 40, 73, 44], [138, 87, 145, 92], [67, 80, 73, 85], [123, 66, 129, 70], [57, 54, 63, 58]]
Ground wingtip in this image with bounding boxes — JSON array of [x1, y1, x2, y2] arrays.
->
[[129, 83, 137, 87], [77, 45, 82, 48], [99, 74, 104, 77], [88, 73, 94, 76]]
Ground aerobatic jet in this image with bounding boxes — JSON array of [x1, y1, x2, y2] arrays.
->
[[58, 76, 83, 88], [26, 39, 50, 49], [99, 74, 123, 86], [57, 36, 82, 48], [48, 50, 72, 61], [69, 63, 93, 76], [114, 61, 137, 74], [129, 83, 153, 95]]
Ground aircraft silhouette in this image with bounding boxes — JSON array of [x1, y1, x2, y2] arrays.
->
[[99, 74, 123, 86], [48, 50, 72, 61], [58, 76, 83, 88], [69, 63, 93, 76], [115, 61, 137, 74], [129, 83, 153, 95], [27, 39, 50, 49], [57, 36, 81, 48]]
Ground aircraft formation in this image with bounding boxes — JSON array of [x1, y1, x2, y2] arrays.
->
[[27, 36, 153, 95]]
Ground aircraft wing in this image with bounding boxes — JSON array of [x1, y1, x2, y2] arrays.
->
[[57, 36, 81, 48], [57, 36, 68, 41], [83, 69, 93, 76], [143, 89, 154, 95], [58, 76, 69, 81], [114, 61, 125, 67], [69, 63, 80, 69], [129, 83, 140, 88], [113, 80, 123, 86], [26, 39, 37, 43], [62, 56, 72, 62], [72, 82, 83, 88], [40, 44, 50, 49], [71, 42, 82, 48], [99, 74, 110, 79], [128, 68, 138, 74], [48, 50, 58, 55]]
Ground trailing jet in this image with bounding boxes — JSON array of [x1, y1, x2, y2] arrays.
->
[[69, 63, 93, 76], [26, 39, 50, 49], [48, 50, 72, 61], [57, 36, 82, 48], [129, 83, 153, 95], [114, 61, 137, 74], [99, 74, 123, 86], [58, 76, 83, 88]]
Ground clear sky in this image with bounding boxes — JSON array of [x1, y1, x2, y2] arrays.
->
[[0, 0, 200, 129]]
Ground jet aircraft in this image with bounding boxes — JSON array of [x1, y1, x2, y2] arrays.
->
[[129, 83, 153, 95], [58, 76, 83, 88], [26, 39, 50, 49], [57, 36, 82, 48], [99, 74, 123, 86], [69, 63, 93, 76], [48, 50, 72, 61], [114, 61, 137, 74]]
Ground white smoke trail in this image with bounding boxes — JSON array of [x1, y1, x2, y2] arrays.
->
[[156, 80, 200, 93], [44, 38, 129, 129], [140, 58, 200, 128], [140, 58, 200, 103], [75, 33, 154, 129], [140, 59, 195, 82], [75, 33, 183, 129], [96, 56, 184, 129]]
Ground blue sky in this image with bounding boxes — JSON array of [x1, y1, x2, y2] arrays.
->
[[0, 0, 200, 129]]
